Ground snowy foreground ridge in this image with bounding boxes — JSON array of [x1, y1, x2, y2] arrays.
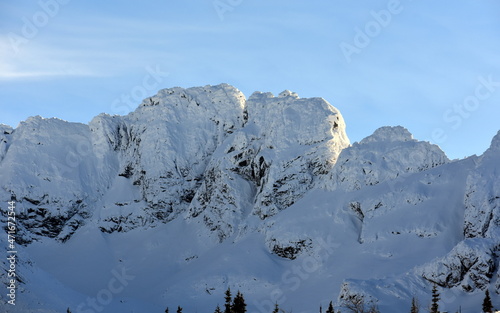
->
[[0, 84, 499, 313]]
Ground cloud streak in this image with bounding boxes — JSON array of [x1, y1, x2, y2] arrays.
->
[[0, 39, 104, 80]]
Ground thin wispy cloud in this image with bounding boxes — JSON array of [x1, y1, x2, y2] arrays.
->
[[0, 38, 106, 80], [0, 70, 98, 80], [0, 13, 240, 82]]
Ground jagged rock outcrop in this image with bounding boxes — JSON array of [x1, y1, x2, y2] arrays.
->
[[0, 117, 103, 243], [89, 84, 247, 233], [186, 90, 349, 240], [464, 131, 500, 240], [333, 131, 500, 307], [418, 131, 500, 294], [0, 84, 348, 242], [417, 239, 498, 291], [0, 124, 13, 162], [323, 126, 449, 191]]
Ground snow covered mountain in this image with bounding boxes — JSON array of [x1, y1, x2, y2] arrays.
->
[[0, 84, 498, 313]]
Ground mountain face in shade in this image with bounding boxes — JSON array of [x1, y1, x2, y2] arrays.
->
[[0, 84, 498, 313]]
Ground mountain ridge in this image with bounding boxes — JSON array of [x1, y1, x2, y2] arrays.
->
[[0, 84, 498, 313]]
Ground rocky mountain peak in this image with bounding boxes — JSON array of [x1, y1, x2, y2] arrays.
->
[[486, 130, 500, 154], [360, 126, 413, 144]]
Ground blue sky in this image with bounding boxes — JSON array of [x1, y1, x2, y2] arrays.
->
[[1, 0, 499, 159]]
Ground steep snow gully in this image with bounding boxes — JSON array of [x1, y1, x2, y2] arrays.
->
[[0, 84, 498, 313]]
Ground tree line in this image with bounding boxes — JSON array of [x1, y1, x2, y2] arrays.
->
[[66, 284, 496, 313]]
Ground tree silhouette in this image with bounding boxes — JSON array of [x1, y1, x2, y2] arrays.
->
[[366, 303, 380, 313], [231, 290, 247, 313], [342, 294, 366, 313], [410, 297, 419, 313], [482, 290, 493, 313], [224, 288, 232, 313], [326, 301, 335, 313], [342, 294, 380, 313], [273, 302, 280, 313], [430, 284, 440, 313]]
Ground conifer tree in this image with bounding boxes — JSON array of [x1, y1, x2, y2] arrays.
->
[[430, 284, 440, 313], [342, 294, 365, 313], [367, 303, 380, 313], [67, 308, 72, 313], [165, 308, 169, 313], [215, 304, 223, 313], [177, 306, 183, 313], [326, 301, 335, 313], [482, 290, 493, 313], [410, 297, 419, 313], [273, 302, 280, 313], [232, 290, 247, 313], [224, 288, 232, 313]]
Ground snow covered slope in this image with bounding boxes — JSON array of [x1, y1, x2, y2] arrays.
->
[[0, 84, 498, 313]]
